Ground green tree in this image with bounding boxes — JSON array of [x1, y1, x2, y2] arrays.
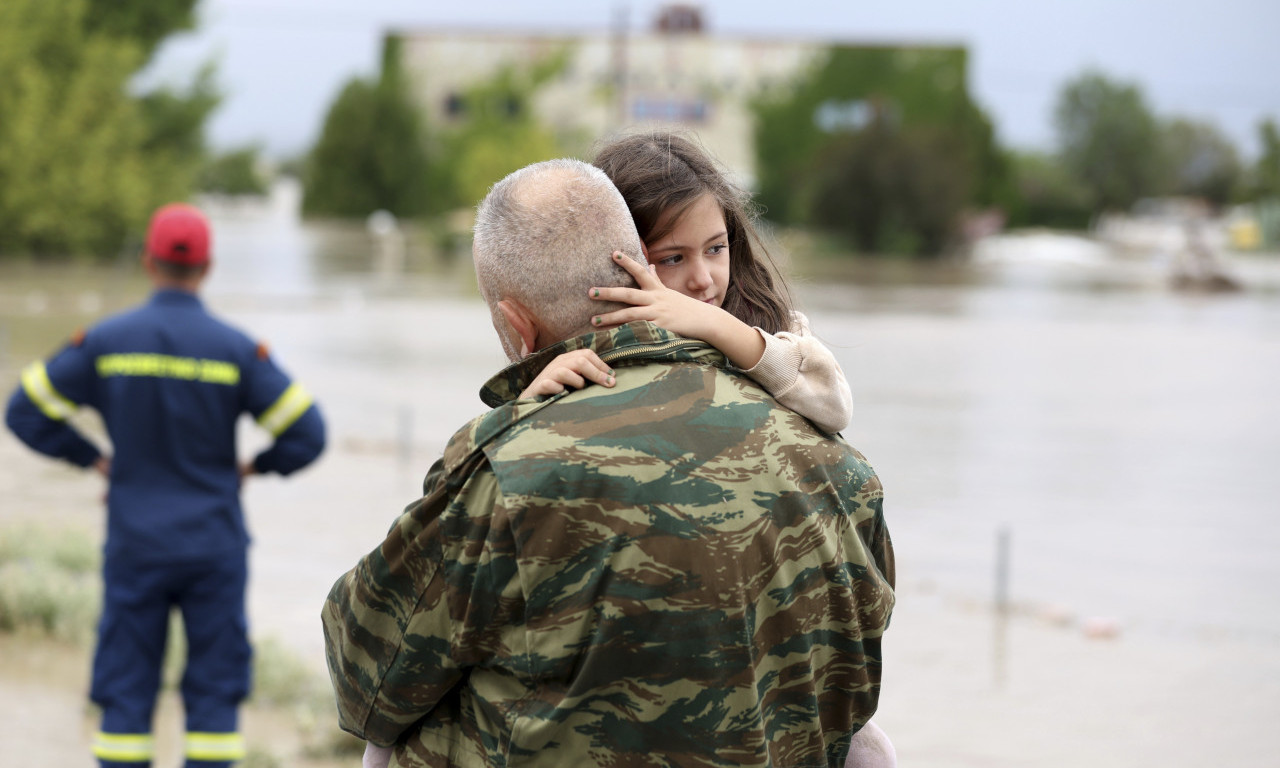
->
[[303, 78, 390, 216], [0, 0, 151, 255], [1159, 118, 1242, 206], [198, 145, 269, 196], [1053, 71, 1162, 211], [138, 63, 220, 185], [1252, 118, 1280, 248], [0, 0, 216, 257], [1003, 151, 1094, 230], [303, 36, 431, 218], [83, 1, 200, 63], [752, 45, 1005, 255], [1251, 118, 1280, 199], [807, 121, 972, 255]]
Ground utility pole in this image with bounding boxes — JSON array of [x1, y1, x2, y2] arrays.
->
[[610, 3, 630, 132]]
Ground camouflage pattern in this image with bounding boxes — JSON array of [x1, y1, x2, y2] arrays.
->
[[322, 321, 894, 768]]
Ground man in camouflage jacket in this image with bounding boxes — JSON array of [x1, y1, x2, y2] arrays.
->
[[322, 160, 895, 768]]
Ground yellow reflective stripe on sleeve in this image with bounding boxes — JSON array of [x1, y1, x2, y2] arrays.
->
[[91, 732, 154, 762], [257, 383, 313, 436], [95, 353, 240, 385], [185, 731, 247, 761], [20, 360, 77, 421]]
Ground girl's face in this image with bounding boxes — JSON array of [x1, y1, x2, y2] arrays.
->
[[645, 193, 731, 308]]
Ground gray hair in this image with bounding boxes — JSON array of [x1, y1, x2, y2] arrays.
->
[[473, 158, 646, 360]]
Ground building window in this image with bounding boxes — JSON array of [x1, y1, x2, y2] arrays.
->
[[444, 92, 466, 118], [812, 99, 901, 133], [813, 100, 872, 133], [631, 97, 709, 123]]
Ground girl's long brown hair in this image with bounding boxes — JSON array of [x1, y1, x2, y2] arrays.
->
[[592, 131, 794, 335]]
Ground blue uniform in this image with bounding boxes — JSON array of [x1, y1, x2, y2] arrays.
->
[[5, 288, 326, 767]]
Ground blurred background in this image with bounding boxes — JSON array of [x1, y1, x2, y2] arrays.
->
[[1, 1, 1278, 766]]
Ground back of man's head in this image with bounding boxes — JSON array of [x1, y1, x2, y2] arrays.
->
[[473, 159, 645, 360]]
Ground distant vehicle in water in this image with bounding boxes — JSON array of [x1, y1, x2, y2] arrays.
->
[[1094, 197, 1242, 292]]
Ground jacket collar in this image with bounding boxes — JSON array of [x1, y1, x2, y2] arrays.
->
[[149, 288, 203, 307], [479, 321, 724, 408]]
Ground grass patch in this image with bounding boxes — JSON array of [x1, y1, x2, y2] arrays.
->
[[253, 635, 326, 706], [303, 725, 366, 760], [251, 637, 366, 760], [0, 524, 100, 643]]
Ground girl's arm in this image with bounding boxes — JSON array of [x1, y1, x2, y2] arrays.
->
[[743, 312, 853, 435], [364, 743, 392, 768], [591, 253, 853, 434]]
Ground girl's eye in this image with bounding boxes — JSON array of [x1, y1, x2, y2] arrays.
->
[[656, 254, 683, 267], [707, 244, 728, 257]]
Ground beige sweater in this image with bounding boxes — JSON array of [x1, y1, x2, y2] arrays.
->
[[743, 311, 853, 435]]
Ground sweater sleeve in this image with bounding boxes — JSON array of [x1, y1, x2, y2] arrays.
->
[[741, 312, 853, 434]]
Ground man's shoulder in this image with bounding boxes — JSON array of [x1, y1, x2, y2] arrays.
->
[[76, 303, 152, 349], [202, 313, 256, 350], [80, 305, 257, 371], [490, 358, 866, 467], [438, 396, 562, 478]]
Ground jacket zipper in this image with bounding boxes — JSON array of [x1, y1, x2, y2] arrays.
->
[[598, 338, 703, 366]]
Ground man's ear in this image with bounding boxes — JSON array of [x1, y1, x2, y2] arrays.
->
[[497, 299, 540, 358]]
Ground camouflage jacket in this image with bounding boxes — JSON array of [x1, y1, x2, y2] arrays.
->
[[322, 321, 895, 768]]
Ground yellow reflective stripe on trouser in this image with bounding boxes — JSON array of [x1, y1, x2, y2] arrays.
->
[[91, 731, 154, 762], [257, 383, 312, 436], [185, 731, 247, 761], [21, 360, 78, 421]]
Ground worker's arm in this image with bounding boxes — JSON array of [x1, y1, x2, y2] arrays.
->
[[5, 345, 103, 468], [250, 396, 325, 475], [243, 347, 326, 475]]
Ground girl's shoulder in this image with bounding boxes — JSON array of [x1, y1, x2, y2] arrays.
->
[[786, 310, 812, 336]]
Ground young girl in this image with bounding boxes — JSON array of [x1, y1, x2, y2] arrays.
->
[[520, 131, 853, 437]]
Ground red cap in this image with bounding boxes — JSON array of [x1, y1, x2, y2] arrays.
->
[[146, 203, 211, 265]]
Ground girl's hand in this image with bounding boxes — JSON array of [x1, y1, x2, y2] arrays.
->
[[592, 251, 767, 370], [589, 251, 720, 338], [519, 349, 615, 399]]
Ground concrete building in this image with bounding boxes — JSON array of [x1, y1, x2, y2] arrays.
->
[[392, 5, 825, 188]]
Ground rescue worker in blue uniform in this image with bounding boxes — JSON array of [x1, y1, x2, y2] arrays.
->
[[4, 203, 327, 768]]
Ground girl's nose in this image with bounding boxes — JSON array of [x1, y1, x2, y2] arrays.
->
[[687, 259, 713, 291]]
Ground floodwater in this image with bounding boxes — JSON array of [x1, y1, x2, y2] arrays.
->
[[2, 180, 1279, 765]]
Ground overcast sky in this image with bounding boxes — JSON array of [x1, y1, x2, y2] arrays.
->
[[144, 0, 1280, 161]]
